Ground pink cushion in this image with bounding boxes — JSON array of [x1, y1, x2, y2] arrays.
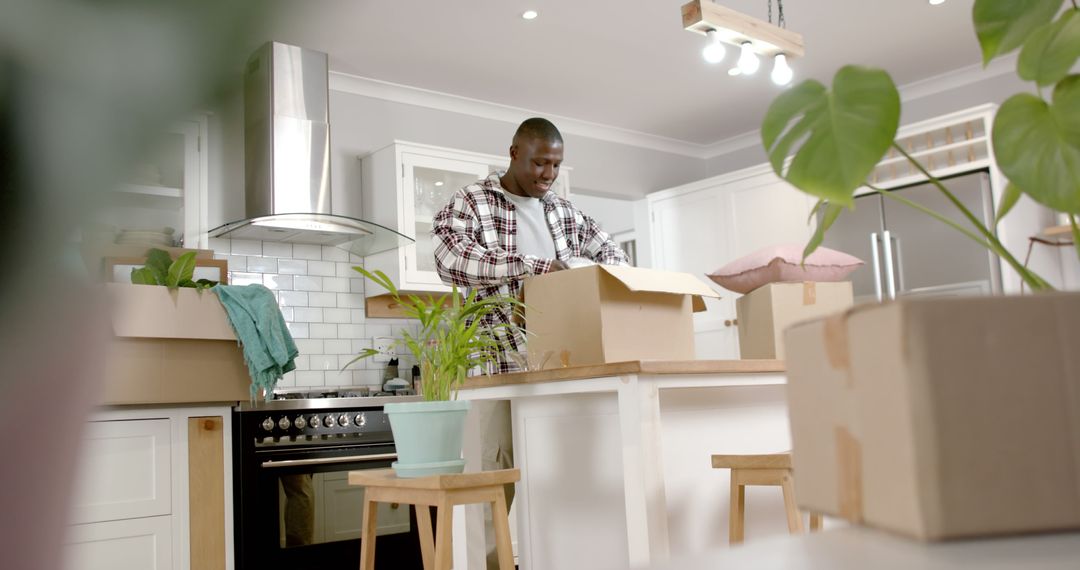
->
[[707, 244, 864, 294]]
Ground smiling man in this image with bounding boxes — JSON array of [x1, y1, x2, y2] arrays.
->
[[431, 117, 629, 568]]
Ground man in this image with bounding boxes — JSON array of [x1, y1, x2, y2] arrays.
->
[[431, 117, 629, 566]]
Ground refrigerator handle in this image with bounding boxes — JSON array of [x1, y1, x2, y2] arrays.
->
[[871, 232, 883, 302], [882, 229, 898, 300]]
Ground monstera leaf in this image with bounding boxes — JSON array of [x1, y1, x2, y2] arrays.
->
[[1018, 9, 1080, 87], [761, 65, 900, 207], [974, 0, 1062, 65], [993, 75, 1080, 215]]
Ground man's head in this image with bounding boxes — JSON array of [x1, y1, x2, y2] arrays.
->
[[503, 117, 564, 199]]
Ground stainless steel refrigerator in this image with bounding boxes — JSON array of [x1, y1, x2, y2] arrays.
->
[[820, 170, 1002, 304]]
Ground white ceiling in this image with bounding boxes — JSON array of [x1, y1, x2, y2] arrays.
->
[[254, 0, 983, 149]]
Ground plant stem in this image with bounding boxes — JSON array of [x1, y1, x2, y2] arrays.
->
[[1070, 213, 1080, 264], [891, 143, 1054, 291], [867, 185, 991, 248]]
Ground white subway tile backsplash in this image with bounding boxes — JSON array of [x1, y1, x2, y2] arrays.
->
[[286, 322, 309, 339], [308, 260, 336, 277], [264, 274, 293, 290], [278, 371, 296, 388], [355, 369, 382, 386], [337, 293, 364, 309], [293, 355, 310, 371], [278, 259, 308, 275], [366, 324, 392, 337], [322, 277, 349, 293], [293, 275, 322, 291], [226, 255, 248, 272], [350, 279, 364, 293], [310, 323, 338, 339], [296, 371, 325, 387], [337, 354, 362, 371], [308, 292, 337, 307], [337, 262, 359, 278], [323, 308, 351, 324], [338, 324, 365, 339], [294, 339, 324, 355], [279, 307, 294, 321], [231, 239, 262, 256], [311, 354, 337, 371], [350, 309, 366, 322], [324, 339, 352, 355], [209, 237, 231, 254], [324, 370, 352, 385], [247, 256, 278, 274], [349, 253, 364, 263], [293, 307, 324, 323], [279, 291, 309, 307], [321, 245, 348, 262], [262, 242, 293, 258], [293, 244, 322, 260], [230, 272, 264, 286], [351, 339, 372, 353]]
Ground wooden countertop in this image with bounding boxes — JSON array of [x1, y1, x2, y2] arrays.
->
[[461, 359, 784, 389]]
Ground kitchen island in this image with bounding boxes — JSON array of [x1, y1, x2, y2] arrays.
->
[[451, 360, 791, 570]]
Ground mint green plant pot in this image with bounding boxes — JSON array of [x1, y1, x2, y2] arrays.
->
[[384, 400, 471, 478]]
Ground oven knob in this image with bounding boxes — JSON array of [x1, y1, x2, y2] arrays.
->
[[338, 414, 350, 427], [277, 416, 291, 430], [261, 417, 274, 431], [293, 415, 307, 429], [309, 415, 321, 428], [324, 414, 337, 427], [353, 413, 366, 427]]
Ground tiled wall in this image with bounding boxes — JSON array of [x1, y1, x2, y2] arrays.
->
[[209, 237, 416, 392]]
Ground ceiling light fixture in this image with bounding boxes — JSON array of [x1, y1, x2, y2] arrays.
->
[[929, 0, 946, 5], [682, 0, 803, 85], [702, 29, 726, 63], [522, 10, 538, 20]]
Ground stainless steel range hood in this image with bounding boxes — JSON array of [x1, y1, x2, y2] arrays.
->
[[209, 42, 410, 256]]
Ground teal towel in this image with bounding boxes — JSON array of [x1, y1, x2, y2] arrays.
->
[[214, 284, 298, 400]]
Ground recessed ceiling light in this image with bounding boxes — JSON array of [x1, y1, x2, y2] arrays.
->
[[929, 0, 946, 5], [522, 10, 538, 20], [434, 181, 444, 187]]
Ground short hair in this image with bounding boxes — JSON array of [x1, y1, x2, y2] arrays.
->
[[513, 117, 563, 145]]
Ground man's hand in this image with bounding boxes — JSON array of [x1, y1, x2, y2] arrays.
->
[[549, 259, 569, 272]]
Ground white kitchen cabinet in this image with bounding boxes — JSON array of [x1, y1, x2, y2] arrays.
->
[[64, 405, 234, 570], [90, 117, 209, 249], [360, 141, 570, 294], [648, 164, 815, 358]]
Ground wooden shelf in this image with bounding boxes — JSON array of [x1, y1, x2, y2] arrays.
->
[[111, 184, 183, 209], [365, 290, 455, 319], [1043, 224, 1073, 238]]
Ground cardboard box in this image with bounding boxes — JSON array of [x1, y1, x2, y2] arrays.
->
[[736, 282, 854, 360], [783, 293, 1080, 540], [523, 265, 720, 368], [101, 283, 252, 405]]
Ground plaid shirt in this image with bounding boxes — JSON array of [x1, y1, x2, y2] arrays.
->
[[431, 172, 631, 373]]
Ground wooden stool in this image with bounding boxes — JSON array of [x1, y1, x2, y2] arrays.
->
[[348, 468, 520, 570], [711, 453, 822, 545]]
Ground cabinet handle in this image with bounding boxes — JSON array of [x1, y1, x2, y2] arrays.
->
[[724, 319, 738, 327]]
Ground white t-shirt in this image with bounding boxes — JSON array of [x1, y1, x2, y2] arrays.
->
[[502, 190, 557, 259]]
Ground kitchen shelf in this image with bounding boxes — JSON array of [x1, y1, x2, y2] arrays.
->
[[1043, 224, 1073, 238], [111, 184, 184, 209]]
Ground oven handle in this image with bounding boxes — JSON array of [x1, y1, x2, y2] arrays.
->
[[260, 452, 398, 468]]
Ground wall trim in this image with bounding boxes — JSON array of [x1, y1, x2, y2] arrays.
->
[[330, 54, 1020, 162]]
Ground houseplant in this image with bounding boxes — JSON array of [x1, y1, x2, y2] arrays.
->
[[761, 0, 1080, 289], [130, 248, 219, 290], [345, 267, 522, 477]]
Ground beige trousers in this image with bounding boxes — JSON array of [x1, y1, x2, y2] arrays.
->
[[476, 400, 514, 569]]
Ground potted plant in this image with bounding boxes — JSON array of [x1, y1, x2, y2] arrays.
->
[[761, 0, 1079, 284], [345, 267, 522, 477]]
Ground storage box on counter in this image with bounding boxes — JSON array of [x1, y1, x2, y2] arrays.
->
[[783, 293, 1080, 540], [523, 265, 720, 369], [736, 281, 854, 359], [102, 283, 251, 405]]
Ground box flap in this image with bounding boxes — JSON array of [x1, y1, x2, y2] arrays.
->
[[597, 265, 721, 298], [107, 283, 237, 341]]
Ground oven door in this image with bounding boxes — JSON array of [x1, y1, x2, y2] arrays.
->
[[236, 441, 425, 569]]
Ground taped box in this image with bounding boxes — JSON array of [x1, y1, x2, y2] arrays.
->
[[784, 293, 1080, 540], [735, 281, 853, 359], [102, 283, 251, 405], [524, 265, 720, 369]]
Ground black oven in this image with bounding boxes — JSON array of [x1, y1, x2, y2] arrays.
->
[[233, 393, 426, 569]]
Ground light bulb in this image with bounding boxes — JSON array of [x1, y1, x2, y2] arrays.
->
[[522, 10, 538, 20], [771, 53, 793, 86], [928, 0, 946, 5], [736, 42, 760, 75], [702, 29, 726, 64]]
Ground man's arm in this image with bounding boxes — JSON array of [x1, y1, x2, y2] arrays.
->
[[575, 210, 631, 266], [431, 190, 556, 287]]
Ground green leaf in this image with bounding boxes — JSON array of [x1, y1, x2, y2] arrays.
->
[[761, 66, 900, 207], [993, 78, 1080, 214], [195, 279, 218, 290], [803, 202, 844, 262], [130, 267, 156, 285], [144, 248, 172, 285], [1018, 9, 1080, 86], [995, 182, 1024, 226], [166, 251, 197, 288], [974, 0, 1063, 65]]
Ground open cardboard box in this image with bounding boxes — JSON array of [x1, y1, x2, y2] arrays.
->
[[736, 281, 854, 359], [523, 265, 720, 369], [784, 293, 1080, 540], [101, 283, 251, 405]]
